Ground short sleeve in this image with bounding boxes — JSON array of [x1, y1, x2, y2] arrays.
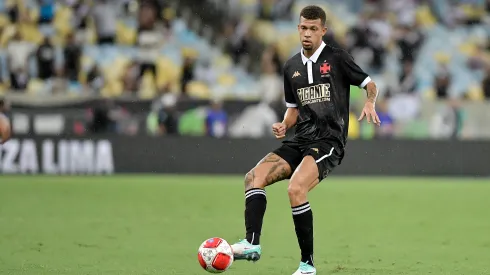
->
[[339, 51, 371, 88], [283, 64, 297, 108]]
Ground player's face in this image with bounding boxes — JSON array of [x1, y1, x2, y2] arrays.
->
[[298, 17, 327, 51]]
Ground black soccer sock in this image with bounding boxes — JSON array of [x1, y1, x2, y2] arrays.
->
[[292, 202, 314, 266], [244, 188, 267, 245]]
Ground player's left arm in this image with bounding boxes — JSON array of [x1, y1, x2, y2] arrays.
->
[[339, 51, 381, 126]]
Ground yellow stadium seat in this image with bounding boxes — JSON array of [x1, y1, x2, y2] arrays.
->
[[240, 0, 257, 5], [53, 6, 73, 38], [212, 55, 232, 70], [157, 57, 181, 83], [186, 81, 210, 99], [181, 47, 199, 59], [218, 74, 236, 87], [162, 7, 176, 21], [29, 8, 39, 22], [416, 5, 437, 28], [0, 14, 9, 28], [467, 84, 484, 101], [459, 42, 477, 56], [422, 88, 436, 101], [434, 53, 450, 64], [100, 80, 124, 98], [19, 24, 43, 44], [0, 25, 16, 47], [26, 79, 45, 95], [116, 21, 137, 45], [252, 20, 276, 44], [138, 70, 157, 99], [111, 56, 131, 80], [0, 84, 7, 94]]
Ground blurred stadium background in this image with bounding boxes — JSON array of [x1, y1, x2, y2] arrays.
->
[[1, 0, 490, 274]]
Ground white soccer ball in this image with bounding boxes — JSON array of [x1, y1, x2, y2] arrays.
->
[[197, 237, 234, 273]]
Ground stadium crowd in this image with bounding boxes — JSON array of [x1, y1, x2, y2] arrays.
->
[[1, 0, 489, 140]]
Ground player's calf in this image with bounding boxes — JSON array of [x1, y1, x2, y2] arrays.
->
[[234, 153, 292, 261], [288, 156, 319, 268]]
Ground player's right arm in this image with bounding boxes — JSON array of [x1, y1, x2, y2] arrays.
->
[[272, 63, 299, 139]]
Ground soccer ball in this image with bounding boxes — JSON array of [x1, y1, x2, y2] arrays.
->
[[197, 237, 234, 273]]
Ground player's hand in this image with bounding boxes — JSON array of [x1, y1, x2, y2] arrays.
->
[[358, 102, 381, 126], [272, 122, 287, 139]]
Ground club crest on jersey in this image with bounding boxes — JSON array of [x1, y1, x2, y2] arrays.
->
[[320, 62, 331, 76], [296, 83, 331, 106]]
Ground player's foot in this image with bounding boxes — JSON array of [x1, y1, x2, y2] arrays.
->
[[230, 239, 261, 262], [292, 262, 316, 275]]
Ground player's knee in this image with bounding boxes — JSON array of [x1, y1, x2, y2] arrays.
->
[[244, 169, 267, 191], [287, 183, 306, 199]]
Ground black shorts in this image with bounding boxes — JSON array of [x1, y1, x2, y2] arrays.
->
[[272, 141, 343, 182]]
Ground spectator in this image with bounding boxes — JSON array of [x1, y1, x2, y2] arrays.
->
[[38, 0, 56, 24], [223, 19, 250, 64], [181, 57, 195, 96], [374, 98, 395, 139], [137, 2, 163, 81], [6, 32, 35, 90], [205, 99, 228, 138], [258, 0, 275, 20], [121, 61, 140, 93], [86, 64, 104, 92], [258, 54, 284, 111], [92, 0, 117, 44], [482, 67, 490, 99], [395, 24, 424, 63], [63, 33, 82, 82], [399, 60, 417, 94], [157, 93, 179, 135], [88, 100, 114, 133], [195, 60, 217, 86], [36, 36, 56, 80], [435, 63, 451, 98]]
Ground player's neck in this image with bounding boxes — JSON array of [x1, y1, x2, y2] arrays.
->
[[303, 44, 320, 59]]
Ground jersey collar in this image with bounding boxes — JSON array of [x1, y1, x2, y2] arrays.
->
[[301, 41, 326, 65]]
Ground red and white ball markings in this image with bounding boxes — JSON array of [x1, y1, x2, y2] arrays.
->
[[197, 237, 234, 273]]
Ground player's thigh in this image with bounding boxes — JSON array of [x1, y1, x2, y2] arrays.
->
[[288, 156, 320, 195], [288, 143, 342, 193], [245, 145, 301, 189], [304, 143, 342, 183]]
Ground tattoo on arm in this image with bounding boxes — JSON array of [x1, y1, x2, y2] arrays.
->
[[366, 82, 378, 104]]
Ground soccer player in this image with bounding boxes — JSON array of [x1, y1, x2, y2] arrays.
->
[[0, 98, 11, 144], [231, 5, 381, 275]]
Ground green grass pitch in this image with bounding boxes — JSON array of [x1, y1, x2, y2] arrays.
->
[[0, 175, 489, 275]]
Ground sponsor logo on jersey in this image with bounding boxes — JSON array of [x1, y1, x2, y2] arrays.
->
[[296, 83, 331, 106], [292, 71, 301, 78]]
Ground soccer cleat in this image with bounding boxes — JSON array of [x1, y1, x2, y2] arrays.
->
[[230, 239, 261, 262], [292, 262, 317, 275]]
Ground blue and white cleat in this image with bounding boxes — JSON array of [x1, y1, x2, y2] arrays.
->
[[292, 262, 317, 275], [230, 239, 261, 262]]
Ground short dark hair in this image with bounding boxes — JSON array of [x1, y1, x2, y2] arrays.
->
[[300, 5, 326, 26]]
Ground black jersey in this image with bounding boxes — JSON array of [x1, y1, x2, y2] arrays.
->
[[283, 42, 370, 149]]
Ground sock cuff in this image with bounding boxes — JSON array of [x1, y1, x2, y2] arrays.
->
[[245, 188, 266, 199], [292, 202, 311, 215]]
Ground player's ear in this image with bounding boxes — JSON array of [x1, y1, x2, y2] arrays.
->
[[322, 26, 327, 36]]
